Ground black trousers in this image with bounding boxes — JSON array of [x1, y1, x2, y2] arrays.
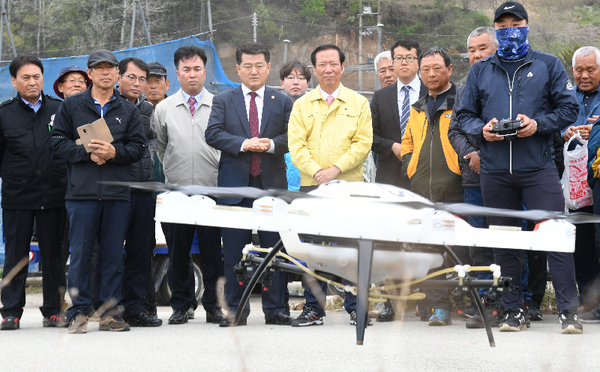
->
[[161, 222, 223, 312], [480, 167, 578, 312], [122, 192, 156, 317], [221, 175, 288, 319], [570, 205, 598, 307], [0, 208, 66, 318]]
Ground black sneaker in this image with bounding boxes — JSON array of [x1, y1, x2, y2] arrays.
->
[[579, 306, 600, 323], [265, 312, 293, 325], [499, 308, 529, 332], [559, 311, 583, 334], [291, 305, 323, 327], [43, 314, 67, 328], [462, 306, 478, 318], [526, 303, 543, 321], [466, 310, 500, 329], [350, 310, 373, 326], [1, 316, 20, 330]]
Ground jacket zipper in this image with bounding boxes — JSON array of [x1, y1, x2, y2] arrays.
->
[[503, 61, 532, 174], [430, 119, 434, 201]]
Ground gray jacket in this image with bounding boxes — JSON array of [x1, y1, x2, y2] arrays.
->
[[154, 88, 219, 186]]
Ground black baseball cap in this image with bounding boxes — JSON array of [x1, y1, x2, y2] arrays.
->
[[494, 1, 528, 23], [53, 65, 92, 99], [148, 62, 168, 76], [87, 49, 119, 68]]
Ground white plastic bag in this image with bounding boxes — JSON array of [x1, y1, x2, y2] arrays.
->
[[563, 131, 593, 209]]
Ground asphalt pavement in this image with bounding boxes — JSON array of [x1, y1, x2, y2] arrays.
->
[[2, 291, 600, 372]]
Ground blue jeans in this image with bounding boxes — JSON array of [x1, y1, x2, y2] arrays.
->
[[66, 200, 129, 321]]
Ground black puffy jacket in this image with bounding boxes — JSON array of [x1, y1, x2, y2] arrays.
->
[[0, 93, 66, 210], [128, 94, 156, 185]]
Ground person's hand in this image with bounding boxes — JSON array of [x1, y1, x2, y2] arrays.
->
[[313, 166, 342, 185], [482, 118, 503, 142], [516, 114, 536, 138], [243, 137, 269, 152], [88, 139, 115, 161], [90, 152, 106, 165], [587, 115, 599, 125], [563, 125, 577, 141], [259, 138, 272, 151], [464, 151, 480, 174], [391, 142, 402, 160], [576, 124, 593, 140]]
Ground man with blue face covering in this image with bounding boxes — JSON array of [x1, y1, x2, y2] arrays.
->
[[456, 1, 582, 334]]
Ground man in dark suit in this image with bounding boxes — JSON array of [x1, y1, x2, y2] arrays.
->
[[371, 39, 427, 188], [205, 41, 293, 327], [370, 39, 427, 322]]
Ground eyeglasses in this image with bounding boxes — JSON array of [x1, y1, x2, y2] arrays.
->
[[393, 56, 417, 63], [285, 75, 307, 81], [121, 74, 147, 83], [65, 78, 87, 85]]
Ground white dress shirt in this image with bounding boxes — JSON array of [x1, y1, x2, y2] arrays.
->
[[397, 75, 422, 117]]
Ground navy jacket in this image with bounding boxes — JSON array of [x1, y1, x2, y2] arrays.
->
[[205, 85, 292, 205], [448, 84, 481, 187], [51, 87, 146, 201], [563, 86, 600, 187], [456, 49, 579, 175], [0, 93, 66, 210]]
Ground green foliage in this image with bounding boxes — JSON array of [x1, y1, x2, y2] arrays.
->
[[572, 5, 600, 26], [556, 43, 582, 81], [300, 0, 326, 25], [388, 4, 490, 52]]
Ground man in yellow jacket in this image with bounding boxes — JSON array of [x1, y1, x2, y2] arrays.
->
[[289, 45, 372, 188], [400, 46, 463, 327], [288, 44, 372, 327]]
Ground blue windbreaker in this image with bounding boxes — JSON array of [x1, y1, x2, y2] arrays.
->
[[456, 49, 579, 175]]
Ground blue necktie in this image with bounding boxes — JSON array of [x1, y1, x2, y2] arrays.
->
[[400, 85, 410, 138]]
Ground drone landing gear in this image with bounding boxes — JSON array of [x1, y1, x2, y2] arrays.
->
[[233, 240, 505, 347], [443, 245, 496, 347], [234, 240, 285, 326], [356, 240, 374, 345]]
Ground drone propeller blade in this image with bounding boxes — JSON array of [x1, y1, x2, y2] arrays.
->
[[100, 181, 177, 192], [437, 203, 600, 224], [558, 212, 600, 224], [100, 182, 313, 203], [438, 203, 560, 220]]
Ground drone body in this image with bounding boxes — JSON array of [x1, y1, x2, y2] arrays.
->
[[102, 180, 590, 345], [154, 181, 576, 283]]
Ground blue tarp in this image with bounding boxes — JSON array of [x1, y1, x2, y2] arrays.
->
[[0, 36, 239, 101]]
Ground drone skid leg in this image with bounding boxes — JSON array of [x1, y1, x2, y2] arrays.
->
[[442, 245, 496, 348], [356, 240, 375, 345]]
